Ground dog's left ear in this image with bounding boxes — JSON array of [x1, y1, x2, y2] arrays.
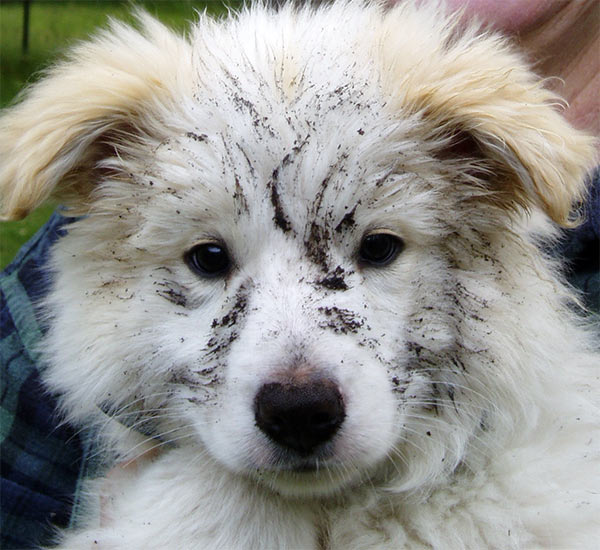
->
[[0, 13, 190, 221], [383, 13, 597, 227]]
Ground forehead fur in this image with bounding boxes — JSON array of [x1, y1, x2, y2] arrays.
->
[[93, 2, 470, 257], [1, 0, 594, 225]]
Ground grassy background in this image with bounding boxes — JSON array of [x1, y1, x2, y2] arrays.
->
[[0, 0, 240, 268]]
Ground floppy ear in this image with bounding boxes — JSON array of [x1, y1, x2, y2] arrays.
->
[[381, 7, 597, 227], [0, 13, 190, 220]]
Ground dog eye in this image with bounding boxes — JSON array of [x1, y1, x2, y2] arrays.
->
[[185, 243, 230, 278], [358, 233, 404, 267]]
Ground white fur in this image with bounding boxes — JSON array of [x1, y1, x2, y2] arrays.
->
[[1, 1, 598, 548]]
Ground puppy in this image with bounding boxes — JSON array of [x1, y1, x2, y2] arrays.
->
[[1, 1, 598, 548]]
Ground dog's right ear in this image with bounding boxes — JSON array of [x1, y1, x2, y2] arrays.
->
[[0, 13, 190, 220], [378, 4, 597, 228]]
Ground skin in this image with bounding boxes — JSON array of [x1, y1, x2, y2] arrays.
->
[[439, 0, 600, 142]]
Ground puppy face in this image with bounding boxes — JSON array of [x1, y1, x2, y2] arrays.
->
[[1, 2, 595, 498], [52, 77, 437, 496]]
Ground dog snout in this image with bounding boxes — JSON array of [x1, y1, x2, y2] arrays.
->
[[254, 379, 345, 456]]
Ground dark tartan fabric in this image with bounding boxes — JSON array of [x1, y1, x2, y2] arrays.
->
[[0, 170, 598, 549], [0, 214, 84, 550], [559, 168, 600, 312]]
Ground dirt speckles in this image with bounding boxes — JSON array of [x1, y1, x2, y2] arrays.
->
[[267, 142, 310, 233], [268, 168, 292, 233], [181, 284, 251, 400], [205, 283, 251, 357], [155, 280, 189, 308], [186, 131, 208, 143], [406, 341, 424, 358], [314, 265, 349, 291], [334, 205, 357, 233], [318, 305, 364, 334], [302, 150, 353, 272], [233, 175, 250, 216], [170, 371, 202, 388], [211, 288, 249, 330], [305, 221, 331, 272], [230, 90, 276, 138], [390, 373, 409, 395], [235, 142, 257, 179], [169, 368, 222, 404]]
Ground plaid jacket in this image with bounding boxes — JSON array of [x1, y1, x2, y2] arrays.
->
[[0, 214, 102, 550], [1, 170, 598, 549]]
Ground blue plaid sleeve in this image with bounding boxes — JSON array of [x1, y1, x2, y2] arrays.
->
[[558, 167, 600, 313], [1, 213, 83, 550]]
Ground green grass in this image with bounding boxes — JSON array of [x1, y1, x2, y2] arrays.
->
[[0, 0, 241, 268]]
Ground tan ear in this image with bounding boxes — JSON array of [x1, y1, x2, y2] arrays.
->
[[0, 13, 191, 220], [380, 7, 597, 226]]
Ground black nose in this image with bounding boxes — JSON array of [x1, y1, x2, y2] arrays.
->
[[254, 379, 345, 456]]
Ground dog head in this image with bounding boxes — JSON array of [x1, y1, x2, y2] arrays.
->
[[1, 2, 595, 497]]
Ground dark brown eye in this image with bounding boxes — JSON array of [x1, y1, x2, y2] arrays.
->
[[358, 233, 404, 267], [185, 243, 230, 278]]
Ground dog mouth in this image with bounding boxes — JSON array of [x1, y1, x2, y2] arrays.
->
[[249, 449, 366, 498], [261, 449, 337, 474], [288, 460, 321, 473]]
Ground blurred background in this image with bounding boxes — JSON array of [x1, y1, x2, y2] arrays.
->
[[0, 0, 242, 268]]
